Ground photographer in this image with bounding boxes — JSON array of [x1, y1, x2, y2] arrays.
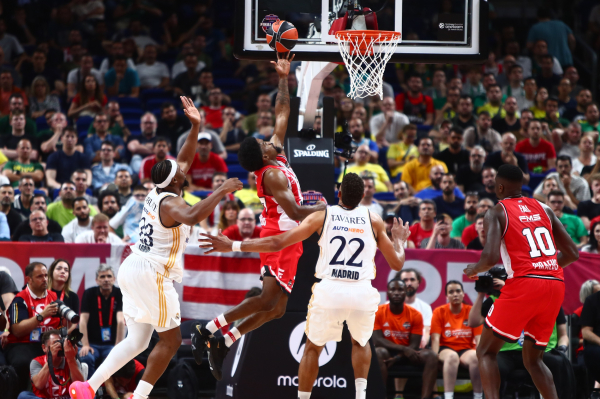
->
[[17, 329, 84, 399], [468, 268, 575, 399], [6, 262, 62, 392], [103, 359, 145, 399]]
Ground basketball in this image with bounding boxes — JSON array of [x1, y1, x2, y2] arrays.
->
[[266, 20, 298, 53]]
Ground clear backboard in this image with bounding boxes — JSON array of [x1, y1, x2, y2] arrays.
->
[[234, 0, 488, 63]]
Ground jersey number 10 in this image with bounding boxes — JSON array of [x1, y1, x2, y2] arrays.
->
[[329, 236, 365, 267], [522, 227, 556, 258]]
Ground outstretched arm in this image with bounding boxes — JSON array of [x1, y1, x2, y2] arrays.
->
[[265, 168, 326, 220], [199, 210, 326, 253], [374, 215, 410, 271], [178, 96, 201, 174], [464, 205, 503, 278], [270, 52, 295, 149]]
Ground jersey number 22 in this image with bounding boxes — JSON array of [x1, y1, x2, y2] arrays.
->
[[329, 236, 364, 267]]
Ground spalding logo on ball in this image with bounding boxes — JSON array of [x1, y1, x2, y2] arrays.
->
[[266, 20, 298, 53]]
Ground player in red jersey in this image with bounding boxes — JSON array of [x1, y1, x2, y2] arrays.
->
[[463, 164, 579, 399], [192, 52, 327, 380]]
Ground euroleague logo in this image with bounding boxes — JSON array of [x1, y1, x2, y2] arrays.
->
[[403, 322, 411, 329], [444, 330, 452, 337], [384, 330, 391, 337], [289, 322, 336, 366]]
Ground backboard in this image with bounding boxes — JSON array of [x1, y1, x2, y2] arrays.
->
[[234, 0, 488, 63]]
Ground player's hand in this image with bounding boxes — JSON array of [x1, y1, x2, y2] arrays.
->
[[463, 264, 479, 280], [181, 96, 202, 125], [270, 51, 295, 78], [198, 232, 234, 254], [391, 217, 410, 242], [219, 178, 243, 194]]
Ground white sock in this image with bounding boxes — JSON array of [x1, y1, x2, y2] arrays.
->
[[444, 392, 454, 399], [206, 314, 228, 334], [224, 327, 242, 347], [298, 392, 311, 399], [473, 393, 483, 399], [88, 320, 154, 391], [132, 380, 153, 399], [355, 378, 367, 399]]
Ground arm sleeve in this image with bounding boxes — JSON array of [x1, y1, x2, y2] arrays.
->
[[109, 198, 134, 229], [0, 272, 18, 295], [579, 295, 598, 328], [450, 218, 462, 238], [377, 166, 390, 183], [430, 308, 442, 335], [45, 153, 57, 171], [8, 297, 28, 325], [473, 324, 483, 336], [547, 142, 557, 158], [481, 297, 494, 317], [401, 163, 414, 186], [387, 145, 400, 160], [80, 289, 92, 313], [517, 154, 529, 174], [30, 358, 44, 378], [369, 140, 379, 153], [420, 238, 429, 249], [411, 311, 424, 335], [217, 156, 228, 172]]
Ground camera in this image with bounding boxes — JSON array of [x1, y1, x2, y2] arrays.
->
[[52, 300, 80, 323], [48, 327, 83, 385], [475, 266, 508, 295], [334, 128, 356, 160]]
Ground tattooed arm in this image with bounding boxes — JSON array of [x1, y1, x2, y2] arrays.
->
[[270, 52, 295, 149]]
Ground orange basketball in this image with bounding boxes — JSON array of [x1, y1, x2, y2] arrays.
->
[[266, 20, 298, 53]]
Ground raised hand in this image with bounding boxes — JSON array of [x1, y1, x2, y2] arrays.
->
[[391, 217, 411, 242], [198, 232, 234, 254], [181, 96, 202, 126], [219, 178, 243, 193], [270, 51, 295, 78]]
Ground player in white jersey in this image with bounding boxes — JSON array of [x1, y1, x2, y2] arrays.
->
[[200, 173, 411, 399], [69, 97, 243, 399]]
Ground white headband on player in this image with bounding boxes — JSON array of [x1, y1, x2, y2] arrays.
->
[[156, 159, 178, 188]]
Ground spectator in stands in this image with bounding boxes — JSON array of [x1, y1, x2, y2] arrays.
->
[[486, 131, 530, 177], [515, 120, 556, 172], [397, 269, 433, 347], [434, 126, 470, 175], [564, 89, 592, 122], [219, 106, 246, 153], [85, 113, 125, 162], [460, 199, 494, 246], [533, 175, 576, 209], [463, 112, 501, 153], [359, 176, 384, 217], [492, 97, 520, 134], [6, 262, 62, 391], [105, 55, 140, 98], [477, 167, 498, 203], [12, 194, 61, 241], [67, 75, 108, 119], [139, 137, 173, 183], [466, 214, 487, 249], [79, 264, 125, 377], [556, 122, 582, 157], [393, 181, 421, 225], [109, 185, 147, 243], [402, 137, 447, 192], [581, 221, 600, 253], [222, 208, 261, 241], [172, 52, 202, 98], [339, 144, 392, 192], [415, 165, 463, 200], [187, 132, 228, 191], [92, 141, 133, 191], [408, 200, 436, 248], [462, 67, 485, 101], [66, 169, 97, 206], [19, 211, 64, 242], [0, 94, 36, 136], [580, 103, 600, 134], [431, 281, 482, 399], [530, 39, 564, 78], [201, 87, 226, 130], [534, 155, 590, 206], [387, 124, 419, 178], [578, 288, 600, 385], [114, 169, 133, 206], [349, 117, 378, 162], [501, 65, 527, 109], [370, 96, 410, 145], [0, 112, 39, 161], [156, 102, 192, 149], [47, 181, 97, 228], [434, 87, 461, 126], [2, 139, 43, 187], [0, 184, 24, 235], [250, 110, 274, 141], [47, 259, 79, 323], [373, 279, 437, 399], [530, 87, 549, 119], [535, 55, 563, 93], [572, 134, 596, 175], [477, 84, 505, 119], [456, 146, 486, 192], [29, 76, 61, 119], [242, 94, 273, 135], [61, 197, 92, 243], [422, 214, 465, 249], [451, 95, 477, 131], [98, 41, 136, 77], [38, 112, 67, 162], [0, 17, 24, 64], [20, 51, 61, 96], [75, 213, 122, 244], [0, 70, 28, 116], [67, 54, 104, 101], [212, 200, 239, 235], [190, 69, 215, 107], [88, 101, 131, 139], [127, 112, 159, 173], [543, 97, 570, 131], [578, 174, 600, 230], [98, 190, 120, 218], [433, 174, 465, 220], [556, 78, 577, 116], [136, 44, 169, 90], [235, 172, 261, 215], [527, 9, 575, 68], [547, 190, 588, 248], [450, 192, 479, 239], [395, 74, 434, 125], [46, 127, 91, 190], [13, 176, 35, 217]]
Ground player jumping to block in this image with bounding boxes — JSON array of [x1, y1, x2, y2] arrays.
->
[[200, 173, 411, 399], [463, 164, 579, 399], [191, 51, 327, 381], [68, 97, 242, 399]]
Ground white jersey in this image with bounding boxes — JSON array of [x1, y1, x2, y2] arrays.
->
[[316, 205, 377, 281], [131, 188, 191, 283]]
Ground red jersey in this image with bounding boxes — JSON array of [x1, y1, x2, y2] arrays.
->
[[139, 154, 175, 181], [255, 154, 303, 232], [461, 224, 477, 246], [514, 139, 556, 171], [31, 354, 72, 398], [8, 288, 60, 344], [498, 197, 562, 280], [187, 152, 228, 188], [222, 225, 262, 240], [409, 223, 433, 248], [201, 105, 226, 129], [431, 303, 482, 351]]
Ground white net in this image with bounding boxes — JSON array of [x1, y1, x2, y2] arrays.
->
[[335, 31, 401, 100]]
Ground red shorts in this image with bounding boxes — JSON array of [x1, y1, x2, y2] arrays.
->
[[485, 277, 564, 349], [259, 229, 303, 295]]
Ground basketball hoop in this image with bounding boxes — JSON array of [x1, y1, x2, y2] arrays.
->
[[335, 30, 401, 100]]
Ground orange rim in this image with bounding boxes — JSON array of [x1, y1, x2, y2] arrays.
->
[[334, 30, 401, 42]]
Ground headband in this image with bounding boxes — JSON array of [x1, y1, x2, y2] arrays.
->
[[156, 160, 178, 188]]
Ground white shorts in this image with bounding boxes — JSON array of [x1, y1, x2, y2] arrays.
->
[[118, 253, 181, 332], [305, 279, 380, 347]]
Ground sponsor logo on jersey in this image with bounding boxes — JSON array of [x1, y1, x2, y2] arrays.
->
[[331, 269, 359, 280], [445, 329, 474, 338], [445, 322, 451, 327], [532, 258, 558, 270], [385, 330, 411, 340], [519, 214, 541, 222], [403, 322, 411, 329], [331, 215, 367, 225], [332, 226, 365, 233], [444, 330, 452, 337], [519, 205, 531, 213], [463, 320, 468, 326], [143, 207, 156, 220], [383, 322, 390, 327]]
